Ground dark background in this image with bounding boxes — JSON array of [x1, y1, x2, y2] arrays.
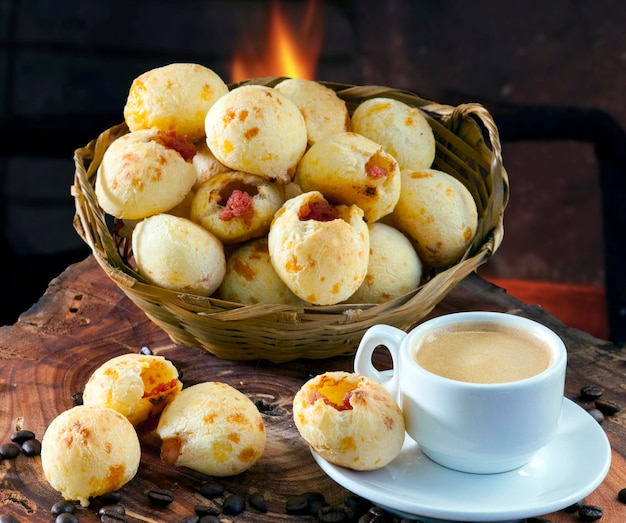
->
[[1, 0, 625, 337]]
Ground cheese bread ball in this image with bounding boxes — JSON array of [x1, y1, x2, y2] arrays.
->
[[293, 371, 405, 471], [274, 78, 350, 145], [219, 237, 304, 305], [268, 191, 369, 305], [157, 382, 266, 477], [190, 170, 285, 245], [346, 222, 422, 304], [82, 353, 183, 432], [132, 213, 226, 296], [351, 97, 436, 171], [123, 62, 228, 141], [192, 140, 232, 191], [294, 132, 400, 223], [204, 84, 307, 184], [95, 128, 197, 220], [390, 168, 478, 268], [41, 405, 141, 507]]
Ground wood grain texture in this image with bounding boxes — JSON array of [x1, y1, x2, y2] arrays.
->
[[0, 256, 624, 522]]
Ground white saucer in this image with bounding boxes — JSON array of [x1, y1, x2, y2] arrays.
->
[[312, 398, 611, 522]]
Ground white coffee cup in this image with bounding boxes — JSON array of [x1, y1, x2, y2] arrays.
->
[[354, 311, 567, 474]]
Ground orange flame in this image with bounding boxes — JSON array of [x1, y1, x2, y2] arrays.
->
[[230, 0, 324, 82]]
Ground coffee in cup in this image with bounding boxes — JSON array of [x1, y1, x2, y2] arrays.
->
[[354, 311, 567, 474], [413, 320, 552, 384]]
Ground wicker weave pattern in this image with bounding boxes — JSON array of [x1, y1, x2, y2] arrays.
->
[[72, 79, 509, 362]]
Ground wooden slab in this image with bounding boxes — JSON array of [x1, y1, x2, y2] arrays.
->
[[0, 256, 624, 522]]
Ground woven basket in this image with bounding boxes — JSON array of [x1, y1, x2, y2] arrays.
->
[[72, 78, 509, 362]]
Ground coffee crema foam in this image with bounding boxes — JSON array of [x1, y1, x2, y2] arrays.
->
[[414, 322, 552, 384]]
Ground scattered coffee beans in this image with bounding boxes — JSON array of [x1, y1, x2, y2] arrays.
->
[[222, 494, 245, 515], [595, 398, 621, 416], [10, 430, 35, 445], [99, 512, 127, 523], [199, 480, 225, 499], [198, 516, 219, 523], [175, 517, 199, 523], [318, 505, 348, 522], [618, 487, 626, 503], [55, 513, 78, 523], [286, 494, 311, 515], [0, 442, 20, 459], [98, 505, 125, 516], [51, 500, 76, 516], [97, 492, 122, 505], [0, 515, 20, 523], [580, 385, 604, 400], [578, 504, 603, 521], [194, 505, 219, 517], [147, 489, 174, 506], [588, 408, 605, 424], [20, 438, 41, 456], [248, 492, 268, 513], [71, 392, 83, 405]]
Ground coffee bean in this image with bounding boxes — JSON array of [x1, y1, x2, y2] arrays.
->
[[51, 500, 76, 516], [10, 430, 35, 445], [309, 497, 330, 516], [595, 398, 621, 415], [147, 489, 174, 506], [140, 346, 153, 355], [344, 494, 371, 513], [588, 408, 604, 424], [20, 438, 41, 456], [318, 505, 348, 522], [0, 443, 20, 459], [100, 513, 127, 523], [98, 505, 125, 516], [71, 392, 83, 405], [198, 516, 220, 523], [222, 494, 245, 515], [55, 513, 78, 523], [97, 492, 122, 505], [199, 480, 225, 499], [563, 499, 584, 512], [0, 515, 20, 523], [364, 506, 394, 523], [580, 385, 604, 400], [618, 487, 626, 503], [194, 505, 220, 517], [578, 504, 603, 521], [248, 492, 267, 513], [285, 494, 310, 515]]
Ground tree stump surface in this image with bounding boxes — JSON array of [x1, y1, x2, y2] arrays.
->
[[0, 256, 624, 522]]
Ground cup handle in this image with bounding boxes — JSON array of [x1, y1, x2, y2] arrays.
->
[[354, 324, 406, 400]]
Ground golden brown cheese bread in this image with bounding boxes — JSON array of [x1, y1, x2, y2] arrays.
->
[[123, 62, 229, 141], [345, 222, 422, 304], [95, 128, 197, 220], [390, 168, 478, 268], [351, 97, 436, 171], [204, 84, 307, 184], [219, 237, 304, 305], [82, 353, 182, 432], [293, 371, 405, 471], [132, 213, 226, 296], [267, 191, 369, 305], [294, 131, 401, 223], [41, 405, 141, 507], [157, 382, 266, 476], [190, 170, 285, 244], [274, 77, 350, 145]]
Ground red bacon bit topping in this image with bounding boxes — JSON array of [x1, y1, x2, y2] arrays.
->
[[155, 130, 197, 161], [366, 164, 388, 179], [297, 200, 339, 222], [219, 190, 255, 225]]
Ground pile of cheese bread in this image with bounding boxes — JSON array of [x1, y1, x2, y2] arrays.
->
[[95, 63, 478, 307]]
